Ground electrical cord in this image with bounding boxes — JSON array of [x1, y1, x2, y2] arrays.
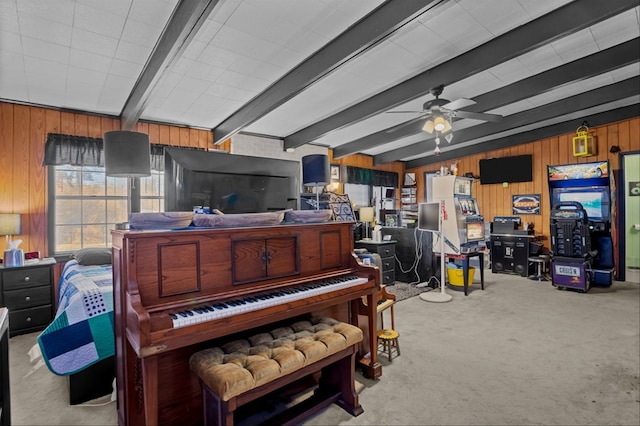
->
[[394, 227, 442, 286]]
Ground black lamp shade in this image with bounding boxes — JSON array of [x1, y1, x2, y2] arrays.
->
[[104, 131, 151, 177], [302, 154, 330, 186]]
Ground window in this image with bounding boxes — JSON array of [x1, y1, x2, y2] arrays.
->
[[48, 165, 163, 255], [344, 183, 371, 208]]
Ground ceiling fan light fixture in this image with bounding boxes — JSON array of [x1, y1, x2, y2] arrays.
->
[[434, 145, 441, 156], [433, 115, 447, 132], [423, 119, 435, 133], [442, 117, 452, 133]]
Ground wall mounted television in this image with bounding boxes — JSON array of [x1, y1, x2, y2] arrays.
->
[[479, 154, 532, 184], [164, 147, 300, 214]]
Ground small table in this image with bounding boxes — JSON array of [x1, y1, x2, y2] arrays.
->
[[435, 251, 485, 296], [528, 255, 550, 281]]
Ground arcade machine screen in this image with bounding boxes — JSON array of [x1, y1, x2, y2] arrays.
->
[[553, 187, 610, 222], [466, 221, 485, 241], [458, 198, 478, 215], [453, 178, 472, 197]]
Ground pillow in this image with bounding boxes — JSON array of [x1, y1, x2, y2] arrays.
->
[[73, 247, 112, 266]]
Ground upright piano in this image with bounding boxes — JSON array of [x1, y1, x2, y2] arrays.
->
[[112, 221, 381, 425]]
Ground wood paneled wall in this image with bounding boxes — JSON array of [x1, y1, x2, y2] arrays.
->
[[408, 117, 640, 246], [0, 102, 220, 257], [2, 100, 636, 259]]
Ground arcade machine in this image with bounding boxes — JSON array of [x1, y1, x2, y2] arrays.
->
[[547, 161, 614, 292], [432, 175, 486, 255]]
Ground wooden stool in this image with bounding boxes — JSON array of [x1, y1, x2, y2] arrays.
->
[[377, 329, 400, 362]]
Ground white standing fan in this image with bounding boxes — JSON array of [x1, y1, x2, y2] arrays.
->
[[419, 200, 452, 303]]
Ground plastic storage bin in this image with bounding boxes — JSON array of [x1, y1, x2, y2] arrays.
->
[[447, 266, 475, 287]]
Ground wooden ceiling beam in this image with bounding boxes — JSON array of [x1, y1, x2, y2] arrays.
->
[[397, 81, 640, 168], [120, 0, 220, 131], [211, 0, 446, 144], [335, 38, 640, 159], [285, 0, 639, 150]]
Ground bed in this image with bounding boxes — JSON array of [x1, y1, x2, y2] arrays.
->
[[37, 252, 115, 405]]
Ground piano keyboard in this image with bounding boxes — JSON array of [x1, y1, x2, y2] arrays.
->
[[170, 275, 368, 328]]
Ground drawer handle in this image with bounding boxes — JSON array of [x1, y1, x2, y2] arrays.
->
[[383, 250, 390, 255], [24, 276, 30, 282], [25, 296, 31, 302], [26, 317, 32, 322]]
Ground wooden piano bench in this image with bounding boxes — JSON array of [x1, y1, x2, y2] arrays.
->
[[190, 316, 364, 426]]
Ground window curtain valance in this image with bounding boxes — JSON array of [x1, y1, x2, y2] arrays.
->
[[344, 166, 398, 187], [43, 133, 165, 171]]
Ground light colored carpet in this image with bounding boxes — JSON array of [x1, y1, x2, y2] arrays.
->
[[9, 271, 640, 425], [9, 334, 117, 425]]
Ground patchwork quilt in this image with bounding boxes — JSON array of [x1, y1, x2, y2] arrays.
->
[[38, 260, 114, 376]]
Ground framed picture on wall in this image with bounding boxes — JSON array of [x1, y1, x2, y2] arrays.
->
[[512, 194, 541, 215], [330, 164, 340, 182]]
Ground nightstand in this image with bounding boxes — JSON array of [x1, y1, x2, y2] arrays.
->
[[0, 262, 54, 337], [355, 240, 396, 285]]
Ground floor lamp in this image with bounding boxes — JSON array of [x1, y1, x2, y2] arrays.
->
[[104, 131, 151, 227], [419, 200, 452, 303], [302, 154, 330, 210]]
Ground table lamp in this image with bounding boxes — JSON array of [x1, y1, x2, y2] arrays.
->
[[1, 213, 23, 267], [359, 207, 374, 240], [302, 154, 330, 210], [104, 131, 151, 227]]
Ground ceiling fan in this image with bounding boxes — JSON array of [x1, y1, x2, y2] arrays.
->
[[388, 84, 503, 133]]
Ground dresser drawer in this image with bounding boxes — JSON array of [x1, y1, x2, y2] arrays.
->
[[8, 305, 52, 332], [355, 241, 396, 258], [382, 269, 395, 285], [381, 257, 395, 272], [2, 267, 51, 290], [4, 286, 52, 310], [375, 245, 395, 258]]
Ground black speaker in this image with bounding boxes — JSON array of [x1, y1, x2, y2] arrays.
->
[[491, 235, 530, 276], [491, 238, 505, 273], [513, 240, 530, 277]]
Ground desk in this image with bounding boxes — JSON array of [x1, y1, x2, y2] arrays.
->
[[436, 251, 485, 296]]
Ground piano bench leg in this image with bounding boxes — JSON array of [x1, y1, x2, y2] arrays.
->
[[202, 384, 233, 426]]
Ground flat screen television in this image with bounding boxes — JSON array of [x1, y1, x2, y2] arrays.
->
[[418, 202, 440, 232], [479, 154, 532, 184], [164, 147, 300, 213], [552, 186, 610, 222]]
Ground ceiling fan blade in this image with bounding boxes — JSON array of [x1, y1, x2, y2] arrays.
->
[[454, 110, 502, 122], [386, 110, 427, 114], [442, 98, 476, 111]]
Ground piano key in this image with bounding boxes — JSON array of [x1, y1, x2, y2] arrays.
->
[[171, 275, 368, 328]]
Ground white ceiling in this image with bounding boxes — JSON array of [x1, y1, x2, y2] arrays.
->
[[1, 0, 638, 167]]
